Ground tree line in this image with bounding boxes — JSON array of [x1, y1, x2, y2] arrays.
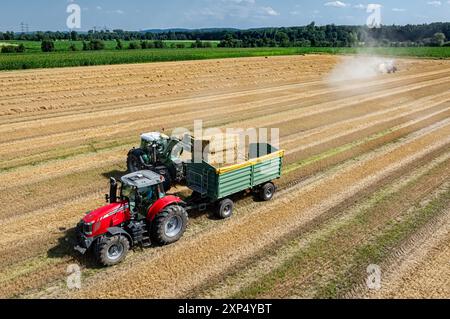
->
[[1, 22, 449, 50]]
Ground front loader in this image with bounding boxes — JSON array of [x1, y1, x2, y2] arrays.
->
[[127, 132, 191, 191]]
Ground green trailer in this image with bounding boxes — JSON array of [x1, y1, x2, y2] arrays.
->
[[185, 143, 284, 219]]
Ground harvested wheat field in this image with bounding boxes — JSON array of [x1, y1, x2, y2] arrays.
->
[[0, 54, 449, 299]]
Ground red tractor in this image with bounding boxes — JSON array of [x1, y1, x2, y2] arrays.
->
[[75, 171, 188, 266]]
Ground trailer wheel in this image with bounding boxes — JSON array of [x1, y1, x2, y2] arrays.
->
[[216, 198, 234, 219], [95, 235, 130, 267], [151, 205, 188, 245], [259, 182, 276, 201]]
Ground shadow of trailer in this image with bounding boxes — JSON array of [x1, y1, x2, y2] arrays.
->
[[185, 143, 284, 219]]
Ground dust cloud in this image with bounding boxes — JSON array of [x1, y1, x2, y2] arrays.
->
[[327, 55, 396, 84]]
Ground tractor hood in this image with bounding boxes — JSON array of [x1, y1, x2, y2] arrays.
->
[[83, 201, 129, 224]]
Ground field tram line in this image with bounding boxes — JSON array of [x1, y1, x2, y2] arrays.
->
[[1, 106, 448, 234], [345, 199, 450, 299], [2, 80, 446, 189], [1, 64, 449, 142], [313, 181, 450, 299], [0, 56, 326, 92], [280, 113, 450, 189], [0, 61, 440, 109], [0, 109, 443, 270], [1, 90, 448, 218], [0, 72, 324, 113], [0, 59, 333, 119], [6, 115, 450, 300], [0, 72, 319, 119], [1, 58, 448, 296], [3, 73, 445, 170], [0, 62, 442, 114], [193, 151, 450, 298], [2, 87, 449, 180], [6, 112, 450, 298], [7, 67, 450, 131], [64, 120, 450, 298], [381, 223, 450, 298], [2, 100, 449, 224], [309, 170, 450, 298], [228, 151, 450, 298], [281, 94, 450, 154], [280, 90, 450, 146], [2, 87, 448, 170], [0, 78, 446, 166], [283, 107, 450, 171]]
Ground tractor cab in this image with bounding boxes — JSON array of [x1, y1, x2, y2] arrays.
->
[[118, 170, 166, 218], [140, 132, 171, 159]]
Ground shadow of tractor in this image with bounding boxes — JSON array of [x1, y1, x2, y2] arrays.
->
[[47, 227, 104, 270]]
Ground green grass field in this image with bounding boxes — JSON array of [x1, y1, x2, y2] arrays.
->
[[0, 41, 448, 71]]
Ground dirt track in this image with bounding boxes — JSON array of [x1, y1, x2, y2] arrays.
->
[[0, 55, 449, 298], [364, 207, 450, 299]]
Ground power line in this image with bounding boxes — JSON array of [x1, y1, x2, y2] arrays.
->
[[20, 22, 29, 33]]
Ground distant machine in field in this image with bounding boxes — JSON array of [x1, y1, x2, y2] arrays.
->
[[378, 61, 398, 74]]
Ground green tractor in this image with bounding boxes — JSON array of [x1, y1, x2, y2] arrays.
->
[[127, 132, 190, 191]]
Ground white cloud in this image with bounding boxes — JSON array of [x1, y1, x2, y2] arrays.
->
[[427, 1, 442, 6], [96, 6, 102, 10], [367, 3, 383, 10], [392, 8, 406, 12], [260, 6, 280, 16], [324, 1, 350, 8], [354, 4, 366, 9]]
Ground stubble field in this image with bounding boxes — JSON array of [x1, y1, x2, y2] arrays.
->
[[0, 54, 449, 299]]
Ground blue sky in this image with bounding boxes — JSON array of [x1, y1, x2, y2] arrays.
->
[[0, 0, 449, 31]]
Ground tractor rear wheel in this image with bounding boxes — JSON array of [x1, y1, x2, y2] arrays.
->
[[95, 235, 130, 267], [259, 182, 276, 201], [216, 198, 234, 219], [151, 205, 188, 245]]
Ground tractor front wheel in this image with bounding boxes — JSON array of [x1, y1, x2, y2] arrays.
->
[[127, 149, 146, 173], [95, 235, 130, 267], [151, 205, 188, 245]]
